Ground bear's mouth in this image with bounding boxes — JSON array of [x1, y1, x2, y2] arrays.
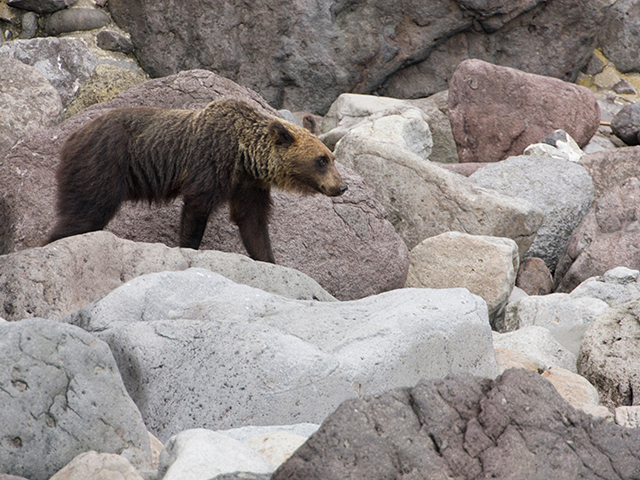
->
[[321, 183, 348, 196]]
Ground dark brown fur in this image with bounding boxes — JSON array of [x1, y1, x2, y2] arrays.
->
[[47, 99, 347, 263]]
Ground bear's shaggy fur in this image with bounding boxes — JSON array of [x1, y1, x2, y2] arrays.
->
[[46, 98, 347, 263]]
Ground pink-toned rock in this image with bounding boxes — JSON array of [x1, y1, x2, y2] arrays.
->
[[448, 59, 600, 163], [579, 146, 640, 199], [516, 257, 553, 296], [541, 366, 599, 410], [0, 69, 408, 300], [555, 177, 640, 293]]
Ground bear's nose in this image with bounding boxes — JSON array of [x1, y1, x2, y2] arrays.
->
[[339, 184, 348, 194]]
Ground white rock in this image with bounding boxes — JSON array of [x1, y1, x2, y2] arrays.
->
[[244, 431, 307, 468], [321, 93, 409, 132], [158, 429, 273, 480], [615, 406, 640, 428], [523, 129, 584, 163], [347, 106, 433, 160], [571, 267, 640, 307], [49, 451, 143, 480], [503, 293, 609, 356], [492, 326, 577, 372]]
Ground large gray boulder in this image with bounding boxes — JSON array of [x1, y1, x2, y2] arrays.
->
[[272, 369, 640, 479], [65, 268, 498, 441], [0, 231, 335, 323], [334, 133, 543, 255], [0, 69, 408, 300], [0, 318, 151, 480], [0, 56, 62, 155], [470, 154, 594, 272], [107, 0, 606, 113]]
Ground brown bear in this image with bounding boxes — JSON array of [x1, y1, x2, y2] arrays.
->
[[46, 98, 347, 263]]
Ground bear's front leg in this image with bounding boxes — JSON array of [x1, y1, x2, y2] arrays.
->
[[229, 185, 275, 263]]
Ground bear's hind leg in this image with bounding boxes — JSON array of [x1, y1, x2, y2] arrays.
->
[[47, 192, 124, 244], [229, 185, 275, 264]]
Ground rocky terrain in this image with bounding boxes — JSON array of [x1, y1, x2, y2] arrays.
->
[[2, 0, 640, 479]]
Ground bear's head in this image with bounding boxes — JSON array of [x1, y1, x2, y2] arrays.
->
[[267, 119, 347, 197]]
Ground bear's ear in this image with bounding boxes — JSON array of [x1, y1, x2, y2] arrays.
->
[[268, 120, 295, 147]]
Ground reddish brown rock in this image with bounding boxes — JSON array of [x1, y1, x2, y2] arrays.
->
[[0, 70, 408, 301], [579, 146, 640, 199], [448, 59, 600, 163], [554, 178, 640, 293], [516, 257, 553, 296]]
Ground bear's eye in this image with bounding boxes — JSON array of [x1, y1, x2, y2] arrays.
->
[[315, 156, 329, 169]]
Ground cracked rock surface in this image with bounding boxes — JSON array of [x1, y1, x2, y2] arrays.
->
[[0, 318, 151, 480], [63, 268, 497, 442], [272, 369, 640, 479]]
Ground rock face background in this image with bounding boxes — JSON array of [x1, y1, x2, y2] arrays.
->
[[107, 0, 607, 113]]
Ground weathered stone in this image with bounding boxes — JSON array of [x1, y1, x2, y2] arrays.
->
[[65, 268, 498, 440], [615, 406, 640, 429], [96, 29, 134, 54], [49, 452, 144, 480], [107, 0, 605, 114], [449, 59, 600, 163], [555, 177, 640, 292], [503, 294, 609, 356], [516, 257, 553, 296], [600, 0, 640, 74], [523, 129, 584, 163], [7, 0, 76, 13], [492, 326, 577, 372], [334, 133, 543, 255], [272, 369, 640, 479], [578, 299, 640, 408], [0, 318, 151, 480], [540, 366, 599, 410], [0, 55, 62, 155], [0, 37, 100, 106], [45, 8, 110, 36], [0, 70, 408, 301], [406, 232, 519, 324], [0, 231, 335, 322], [158, 429, 273, 480], [571, 267, 640, 307], [579, 147, 640, 200], [65, 64, 146, 118], [470, 155, 594, 272], [611, 103, 640, 146], [18, 11, 37, 38]]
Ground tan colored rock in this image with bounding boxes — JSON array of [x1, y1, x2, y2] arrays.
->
[[516, 257, 553, 296], [406, 232, 518, 323], [49, 451, 143, 480], [615, 406, 640, 428], [494, 348, 539, 374], [244, 431, 307, 469], [541, 367, 599, 410]]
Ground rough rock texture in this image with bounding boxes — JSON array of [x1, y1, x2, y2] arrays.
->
[[610, 103, 640, 146], [516, 257, 554, 296], [470, 155, 594, 272], [65, 64, 146, 118], [600, 0, 640, 74], [492, 326, 577, 372], [579, 146, 640, 199], [555, 178, 640, 292], [0, 318, 151, 480], [48, 452, 144, 480], [571, 267, 640, 307], [334, 133, 543, 255], [0, 69, 408, 300], [0, 231, 335, 323], [449, 59, 600, 163], [158, 429, 273, 480], [65, 268, 498, 441], [406, 232, 519, 324], [503, 293, 609, 356], [0, 37, 100, 106], [272, 369, 640, 479], [0, 55, 62, 155], [578, 299, 640, 408], [107, 0, 606, 113]]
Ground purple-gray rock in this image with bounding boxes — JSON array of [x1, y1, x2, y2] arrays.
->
[[272, 369, 640, 479], [611, 102, 640, 146], [45, 7, 110, 36], [96, 29, 134, 54], [7, 0, 76, 13]]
